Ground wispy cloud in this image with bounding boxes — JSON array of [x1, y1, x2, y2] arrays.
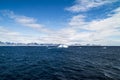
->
[[66, 0, 118, 12], [0, 7, 120, 45], [0, 10, 76, 44], [0, 26, 35, 43], [1, 10, 50, 33], [0, 26, 56, 43], [65, 7, 120, 45]]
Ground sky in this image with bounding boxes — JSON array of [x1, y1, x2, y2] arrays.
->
[[0, 0, 120, 45]]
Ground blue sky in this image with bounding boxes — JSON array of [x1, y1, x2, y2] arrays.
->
[[0, 0, 120, 45]]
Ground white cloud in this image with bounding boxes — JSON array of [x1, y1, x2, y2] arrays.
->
[[0, 27, 31, 43], [0, 8, 120, 45], [0, 26, 54, 43], [66, 0, 118, 12], [68, 15, 86, 27], [0, 26, 73, 44], [1, 10, 50, 33], [65, 7, 120, 45]]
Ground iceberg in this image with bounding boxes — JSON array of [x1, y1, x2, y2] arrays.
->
[[58, 44, 69, 48]]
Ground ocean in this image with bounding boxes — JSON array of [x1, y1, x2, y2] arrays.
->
[[0, 46, 120, 80]]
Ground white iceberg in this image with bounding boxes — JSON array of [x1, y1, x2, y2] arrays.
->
[[58, 44, 69, 48]]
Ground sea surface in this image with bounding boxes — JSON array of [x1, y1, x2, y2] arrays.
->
[[0, 46, 120, 80]]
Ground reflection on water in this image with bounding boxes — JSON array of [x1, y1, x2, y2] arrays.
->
[[0, 46, 120, 80]]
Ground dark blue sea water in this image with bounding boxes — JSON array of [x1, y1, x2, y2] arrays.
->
[[0, 46, 120, 80]]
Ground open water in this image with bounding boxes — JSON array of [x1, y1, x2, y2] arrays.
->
[[0, 46, 120, 80]]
